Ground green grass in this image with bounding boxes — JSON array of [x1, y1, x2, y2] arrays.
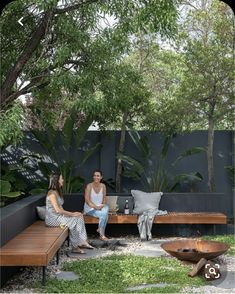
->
[[42, 254, 206, 293], [201, 234, 235, 256]]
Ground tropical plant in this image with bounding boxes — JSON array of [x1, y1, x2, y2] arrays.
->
[[0, 179, 22, 207], [21, 109, 101, 194], [224, 165, 235, 191], [117, 131, 204, 192], [0, 160, 29, 207]]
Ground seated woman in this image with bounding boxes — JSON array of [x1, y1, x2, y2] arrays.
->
[[84, 170, 109, 241], [45, 173, 94, 253]]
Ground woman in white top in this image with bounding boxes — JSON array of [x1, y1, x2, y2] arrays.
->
[[84, 170, 109, 240]]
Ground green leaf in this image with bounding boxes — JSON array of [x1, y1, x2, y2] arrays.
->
[[0, 180, 11, 194], [117, 152, 144, 175], [174, 172, 203, 184], [173, 147, 206, 166], [129, 131, 151, 159], [1, 191, 21, 197], [29, 188, 47, 195]]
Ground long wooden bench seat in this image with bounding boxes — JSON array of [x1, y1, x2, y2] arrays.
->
[[84, 212, 227, 224], [0, 221, 69, 285]]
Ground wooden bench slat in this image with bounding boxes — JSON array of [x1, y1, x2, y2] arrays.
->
[[84, 212, 227, 224], [0, 221, 68, 266]]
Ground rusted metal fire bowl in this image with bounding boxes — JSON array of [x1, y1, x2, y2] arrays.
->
[[161, 239, 229, 262]]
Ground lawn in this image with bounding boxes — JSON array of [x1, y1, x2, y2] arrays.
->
[[34, 234, 234, 293], [201, 234, 235, 256], [42, 254, 206, 293]]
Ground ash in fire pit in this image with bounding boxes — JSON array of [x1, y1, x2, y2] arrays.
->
[[177, 248, 198, 253]]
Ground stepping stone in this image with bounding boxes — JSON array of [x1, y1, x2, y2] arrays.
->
[[56, 271, 79, 281], [127, 282, 176, 291], [66, 249, 108, 259], [133, 249, 165, 257], [209, 271, 235, 289]]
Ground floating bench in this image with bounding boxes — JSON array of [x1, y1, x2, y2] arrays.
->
[[84, 212, 227, 226], [0, 221, 68, 285]]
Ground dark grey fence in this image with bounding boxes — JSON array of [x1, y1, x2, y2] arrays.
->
[[2, 130, 234, 217]]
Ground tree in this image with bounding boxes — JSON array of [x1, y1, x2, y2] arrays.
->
[[127, 0, 234, 192], [1, 0, 179, 109], [0, 103, 24, 149], [176, 0, 234, 191], [97, 63, 152, 192]]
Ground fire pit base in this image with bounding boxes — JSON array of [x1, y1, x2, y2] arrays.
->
[[161, 239, 229, 262]]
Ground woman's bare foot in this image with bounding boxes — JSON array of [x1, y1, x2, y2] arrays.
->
[[79, 242, 94, 249], [99, 235, 109, 241], [72, 247, 86, 254]]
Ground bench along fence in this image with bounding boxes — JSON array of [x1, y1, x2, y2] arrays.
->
[[65, 193, 228, 235], [0, 192, 230, 287]]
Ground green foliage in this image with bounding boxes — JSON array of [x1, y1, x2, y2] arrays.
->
[[1, 0, 179, 115], [0, 162, 28, 206], [202, 235, 235, 256], [43, 254, 205, 293], [0, 180, 21, 197], [172, 147, 206, 166], [118, 131, 204, 192], [22, 110, 100, 193], [175, 0, 234, 130], [224, 165, 235, 191], [0, 180, 22, 207], [0, 103, 24, 149]]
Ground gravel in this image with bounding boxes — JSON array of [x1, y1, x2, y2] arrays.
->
[[1, 236, 234, 293]]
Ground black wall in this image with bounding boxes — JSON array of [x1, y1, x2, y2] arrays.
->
[[3, 130, 234, 217]]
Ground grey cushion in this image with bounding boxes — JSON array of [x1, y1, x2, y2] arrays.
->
[[106, 196, 118, 212], [36, 206, 46, 220], [131, 190, 163, 214]]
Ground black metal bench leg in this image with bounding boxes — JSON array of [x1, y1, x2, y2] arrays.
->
[[213, 224, 216, 235], [67, 237, 70, 247], [56, 249, 60, 265], [42, 266, 46, 286]]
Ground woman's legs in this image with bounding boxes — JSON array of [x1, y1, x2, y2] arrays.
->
[[87, 205, 109, 237]]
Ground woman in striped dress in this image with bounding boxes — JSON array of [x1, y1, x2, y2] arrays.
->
[[45, 173, 93, 253]]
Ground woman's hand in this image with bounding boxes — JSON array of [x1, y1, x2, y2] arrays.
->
[[95, 204, 105, 210], [72, 211, 83, 217]]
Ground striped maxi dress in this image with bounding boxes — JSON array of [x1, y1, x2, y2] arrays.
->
[[45, 193, 87, 248]]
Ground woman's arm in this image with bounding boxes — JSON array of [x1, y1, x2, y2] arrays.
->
[[48, 192, 82, 217], [85, 184, 102, 209], [102, 184, 107, 204]]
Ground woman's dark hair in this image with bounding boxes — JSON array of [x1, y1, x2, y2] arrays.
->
[[48, 173, 63, 198], [93, 169, 103, 176]]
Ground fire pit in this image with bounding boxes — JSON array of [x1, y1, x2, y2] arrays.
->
[[161, 239, 229, 262]]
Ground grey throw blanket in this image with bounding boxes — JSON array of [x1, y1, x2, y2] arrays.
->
[[137, 209, 167, 240]]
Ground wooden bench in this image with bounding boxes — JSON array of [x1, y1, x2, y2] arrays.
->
[[0, 221, 69, 285], [84, 212, 227, 229]]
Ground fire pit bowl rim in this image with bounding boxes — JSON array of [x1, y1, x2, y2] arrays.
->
[[160, 239, 230, 262]]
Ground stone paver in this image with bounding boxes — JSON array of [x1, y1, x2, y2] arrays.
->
[[56, 271, 79, 281], [209, 271, 235, 289], [132, 239, 168, 257]]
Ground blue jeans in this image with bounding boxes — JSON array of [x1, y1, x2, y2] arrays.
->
[[86, 205, 109, 236]]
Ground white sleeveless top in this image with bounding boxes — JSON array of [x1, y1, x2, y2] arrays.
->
[[84, 185, 104, 214]]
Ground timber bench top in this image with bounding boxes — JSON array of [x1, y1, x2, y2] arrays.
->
[[0, 221, 69, 266], [84, 212, 227, 224]]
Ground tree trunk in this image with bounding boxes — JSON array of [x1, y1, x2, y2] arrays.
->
[[207, 116, 216, 192], [1, 10, 54, 108], [115, 112, 128, 192]]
